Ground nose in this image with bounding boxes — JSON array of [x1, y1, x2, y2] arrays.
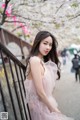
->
[[46, 45, 51, 50]]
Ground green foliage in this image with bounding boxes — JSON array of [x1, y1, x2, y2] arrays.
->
[[55, 23, 60, 29], [66, 14, 74, 18], [71, 2, 79, 8], [17, 32, 22, 37], [32, 22, 42, 28], [0, 8, 3, 13], [0, 66, 14, 88], [25, 34, 30, 38]]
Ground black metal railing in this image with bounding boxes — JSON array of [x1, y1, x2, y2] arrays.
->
[[0, 43, 31, 120]]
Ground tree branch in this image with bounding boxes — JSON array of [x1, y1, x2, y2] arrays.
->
[[11, 25, 26, 32], [55, 1, 66, 14], [5, 20, 26, 24], [0, 0, 10, 25], [18, 3, 35, 7], [12, 14, 53, 24], [68, 13, 80, 20]]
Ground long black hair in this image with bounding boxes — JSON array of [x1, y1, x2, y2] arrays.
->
[[26, 31, 61, 79]]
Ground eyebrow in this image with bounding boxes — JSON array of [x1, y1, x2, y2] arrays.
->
[[44, 41, 52, 44]]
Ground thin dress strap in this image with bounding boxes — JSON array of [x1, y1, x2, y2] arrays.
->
[[25, 61, 31, 77]]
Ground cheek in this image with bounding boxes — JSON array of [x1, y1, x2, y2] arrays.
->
[[48, 46, 52, 51], [39, 44, 44, 51], [50, 46, 52, 51], [48, 47, 52, 53]]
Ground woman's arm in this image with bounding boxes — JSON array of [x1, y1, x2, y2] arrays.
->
[[30, 57, 61, 113]]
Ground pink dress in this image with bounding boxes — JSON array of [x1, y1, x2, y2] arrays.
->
[[24, 60, 74, 120]]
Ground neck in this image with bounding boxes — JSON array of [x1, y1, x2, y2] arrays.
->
[[38, 54, 43, 58], [37, 54, 43, 60]]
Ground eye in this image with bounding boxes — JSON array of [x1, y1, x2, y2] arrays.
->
[[49, 43, 52, 47], [43, 42, 48, 45]]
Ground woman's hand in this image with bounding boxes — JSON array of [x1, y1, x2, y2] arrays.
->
[[54, 108, 61, 114], [49, 107, 61, 114]]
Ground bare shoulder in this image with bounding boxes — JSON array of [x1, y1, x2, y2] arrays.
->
[[30, 56, 41, 65]]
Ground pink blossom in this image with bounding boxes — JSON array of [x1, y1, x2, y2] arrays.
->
[[12, 16, 17, 25], [2, 3, 6, 8], [7, 4, 12, 14], [5, 10, 11, 17]]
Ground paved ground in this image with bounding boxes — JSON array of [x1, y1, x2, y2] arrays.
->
[[53, 58, 80, 120]]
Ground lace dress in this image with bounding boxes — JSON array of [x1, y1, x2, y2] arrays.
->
[[24, 60, 74, 120]]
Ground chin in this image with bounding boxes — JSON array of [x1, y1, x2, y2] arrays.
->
[[41, 52, 48, 56], [43, 53, 48, 56]]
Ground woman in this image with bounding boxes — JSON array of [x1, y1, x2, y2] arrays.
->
[[24, 31, 74, 120]]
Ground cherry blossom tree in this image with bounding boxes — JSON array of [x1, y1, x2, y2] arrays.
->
[[0, 0, 80, 48], [0, 0, 31, 41]]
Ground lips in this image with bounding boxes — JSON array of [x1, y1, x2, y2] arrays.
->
[[44, 51, 49, 54]]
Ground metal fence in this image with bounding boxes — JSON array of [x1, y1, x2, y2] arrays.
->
[[0, 28, 31, 59], [0, 43, 31, 120]]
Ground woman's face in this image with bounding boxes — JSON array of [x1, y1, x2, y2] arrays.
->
[[38, 36, 53, 57]]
